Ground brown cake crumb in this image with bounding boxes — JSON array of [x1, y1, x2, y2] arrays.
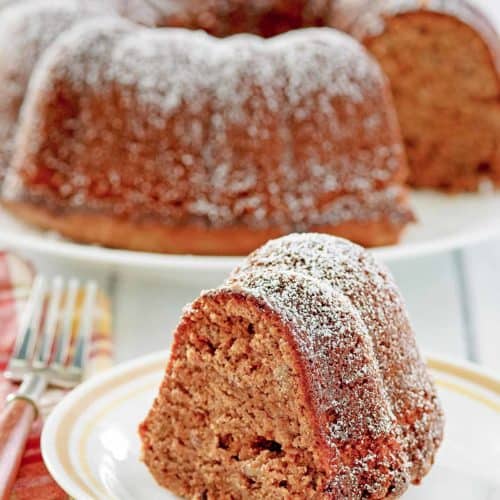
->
[[333, 0, 500, 191], [139, 234, 444, 498]]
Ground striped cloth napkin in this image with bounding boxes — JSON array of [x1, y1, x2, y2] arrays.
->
[[0, 252, 113, 499]]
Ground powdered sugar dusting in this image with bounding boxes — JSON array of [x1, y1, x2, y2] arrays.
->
[[0, 0, 119, 182], [8, 21, 412, 231], [224, 233, 444, 490], [229, 269, 397, 439]]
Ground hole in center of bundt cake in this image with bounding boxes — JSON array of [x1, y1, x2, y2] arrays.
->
[[140, 293, 328, 497], [476, 162, 492, 174], [150, 0, 331, 38]]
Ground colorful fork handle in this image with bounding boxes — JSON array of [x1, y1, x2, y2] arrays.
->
[[0, 398, 37, 500]]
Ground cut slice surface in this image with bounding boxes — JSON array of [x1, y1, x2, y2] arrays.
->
[[140, 291, 328, 498], [363, 9, 500, 191]]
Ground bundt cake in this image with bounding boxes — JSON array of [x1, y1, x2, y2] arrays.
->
[[0, 0, 168, 186], [331, 0, 500, 191], [0, 1, 92, 185], [139, 233, 444, 498], [0, 0, 332, 185], [1, 0, 498, 254], [2, 13, 413, 255]]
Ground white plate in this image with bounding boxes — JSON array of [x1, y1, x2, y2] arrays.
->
[[41, 350, 500, 500], [2, 191, 500, 284]]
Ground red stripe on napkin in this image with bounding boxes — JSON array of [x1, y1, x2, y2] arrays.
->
[[0, 253, 17, 369]]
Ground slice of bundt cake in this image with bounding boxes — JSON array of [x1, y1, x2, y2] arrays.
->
[[2, 23, 413, 254], [139, 233, 444, 498], [332, 0, 500, 191]]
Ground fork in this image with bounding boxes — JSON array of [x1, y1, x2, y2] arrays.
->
[[0, 275, 97, 500]]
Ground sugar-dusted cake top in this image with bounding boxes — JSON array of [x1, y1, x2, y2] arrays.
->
[[38, 24, 386, 126], [9, 21, 410, 230], [142, 233, 442, 495], [224, 233, 443, 482]]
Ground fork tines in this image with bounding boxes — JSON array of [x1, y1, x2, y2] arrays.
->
[[6, 276, 98, 388]]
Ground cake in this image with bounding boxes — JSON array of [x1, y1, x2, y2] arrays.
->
[[0, 0, 183, 186], [1, 12, 413, 255], [139, 233, 444, 498], [331, 0, 500, 191], [2, 0, 498, 254], [151, 0, 333, 38], [0, 0, 334, 187], [0, 1, 82, 185]]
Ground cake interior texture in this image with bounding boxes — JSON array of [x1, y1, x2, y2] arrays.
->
[[364, 10, 500, 191], [140, 292, 411, 498], [141, 294, 328, 498]]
